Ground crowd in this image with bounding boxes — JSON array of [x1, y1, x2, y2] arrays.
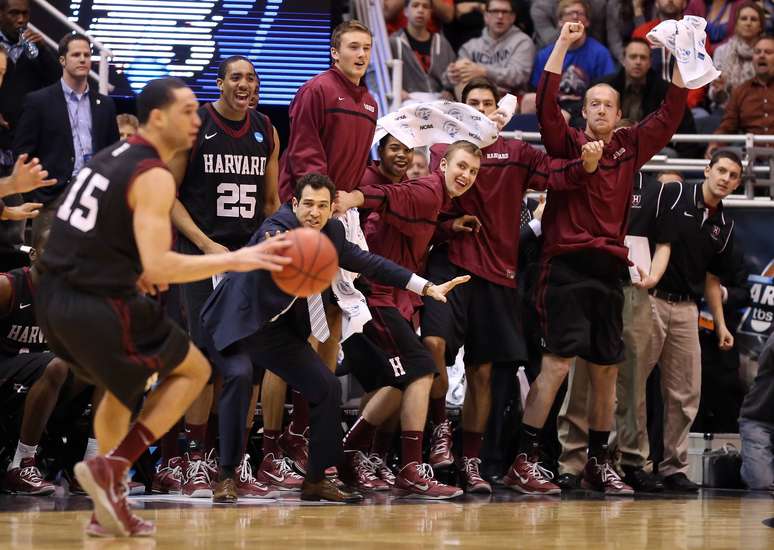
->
[[0, 0, 771, 537]]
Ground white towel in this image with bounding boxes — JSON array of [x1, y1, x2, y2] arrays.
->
[[372, 96, 514, 149], [646, 16, 721, 89], [332, 208, 372, 342]]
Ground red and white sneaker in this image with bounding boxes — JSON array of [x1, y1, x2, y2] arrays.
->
[[182, 453, 213, 498], [203, 448, 219, 483], [152, 457, 183, 494], [235, 454, 281, 498], [4, 457, 55, 496], [278, 423, 309, 475], [503, 453, 560, 495], [86, 512, 155, 538], [395, 462, 462, 500], [368, 453, 395, 489], [74, 455, 136, 537], [581, 456, 634, 496], [460, 457, 492, 494], [255, 453, 304, 491], [340, 451, 389, 491], [127, 480, 145, 495], [428, 420, 454, 469]]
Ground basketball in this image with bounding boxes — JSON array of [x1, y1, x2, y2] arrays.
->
[[271, 227, 339, 297]]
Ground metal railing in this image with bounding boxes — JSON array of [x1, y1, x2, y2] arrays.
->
[[31, 0, 113, 94]]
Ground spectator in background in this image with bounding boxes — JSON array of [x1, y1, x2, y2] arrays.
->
[[707, 35, 774, 157], [116, 113, 138, 140], [385, 0, 454, 35], [597, 38, 700, 156], [685, 0, 744, 45], [708, 1, 764, 113], [0, 0, 59, 177], [406, 149, 430, 179], [738, 332, 774, 491], [632, 0, 708, 109], [442, 1, 487, 52], [391, 0, 456, 100], [530, 0, 624, 63], [526, 1, 616, 122], [447, 0, 536, 96], [13, 32, 118, 244]]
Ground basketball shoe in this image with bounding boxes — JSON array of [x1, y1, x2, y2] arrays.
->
[[151, 457, 183, 494], [235, 454, 281, 498], [86, 512, 155, 537], [368, 453, 395, 489], [4, 456, 55, 496], [459, 456, 492, 494], [182, 452, 213, 498], [74, 455, 139, 537], [581, 456, 634, 496], [395, 462, 463, 499], [278, 423, 309, 475], [503, 453, 561, 495], [255, 453, 304, 490], [339, 450, 389, 491], [428, 420, 454, 469]]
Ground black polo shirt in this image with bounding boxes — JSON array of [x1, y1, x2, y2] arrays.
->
[[627, 173, 681, 240], [655, 182, 735, 299]]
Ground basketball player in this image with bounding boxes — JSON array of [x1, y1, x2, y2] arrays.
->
[[421, 76, 603, 493], [505, 22, 688, 494], [200, 173, 467, 503], [36, 77, 290, 538], [167, 55, 280, 498]]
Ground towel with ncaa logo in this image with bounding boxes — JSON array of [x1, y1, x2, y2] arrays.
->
[[646, 16, 721, 89]]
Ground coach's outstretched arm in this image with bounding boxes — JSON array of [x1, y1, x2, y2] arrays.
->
[[130, 167, 290, 285]]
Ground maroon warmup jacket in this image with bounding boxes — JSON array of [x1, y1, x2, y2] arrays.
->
[[360, 172, 451, 321], [536, 71, 689, 264], [278, 67, 378, 202], [430, 138, 592, 288]]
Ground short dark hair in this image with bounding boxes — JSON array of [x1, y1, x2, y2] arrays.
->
[[709, 150, 743, 171], [460, 77, 500, 104], [331, 20, 372, 50], [136, 77, 189, 124], [294, 173, 336, 202], [378, 133, 411, 151], [442, 140, 482, 161], [486, 0, 516, 11], [625, 37, 651, 53], [217, 55, 256, 80], [58, 32, 91, 58]]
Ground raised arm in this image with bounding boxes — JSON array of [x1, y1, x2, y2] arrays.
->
[[520, 140, 602, 192], [131, 168, 290, 285]]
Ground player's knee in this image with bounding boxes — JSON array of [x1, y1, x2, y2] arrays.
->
[[43, 357, 70, 388]]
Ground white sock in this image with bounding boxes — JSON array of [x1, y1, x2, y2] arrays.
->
[[84, 438, 99, 460], [10, 441, 37, 470]]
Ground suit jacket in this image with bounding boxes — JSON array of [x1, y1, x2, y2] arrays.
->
[[13, 81, 119, 204], [202, 203, 416, 353]]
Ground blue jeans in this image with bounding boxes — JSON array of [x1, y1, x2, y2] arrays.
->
[[739, 417, 774, 490]]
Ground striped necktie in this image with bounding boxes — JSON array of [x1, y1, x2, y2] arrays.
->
[[308, 293, 330, 342]]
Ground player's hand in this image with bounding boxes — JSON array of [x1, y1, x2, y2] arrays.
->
[[533, 195, 546, 221], [334, 190, 364, 214], [0, 113, 10, 130], [425, 275, 471, 302], [200, 239, 229, 255], [451, 214, 481, 233], [558, 22, 585, 46], [3, 154, 57, 196], [231, 233, 292, 272], [633, 265, 658, 289], [487, 109, 509, 131], [716, 324, 734, 351], [1, 202, 43, 221], [136, 272, 168, 296], [581, 140, 604, 172], [21, 28, 44, 44]]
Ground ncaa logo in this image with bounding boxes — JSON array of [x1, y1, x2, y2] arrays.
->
[[253, 131, 264, 143], [676, 47, 691, 63], [442, 120, 460, 138], [447, 108, 465, 122], [415, 106, 432, 121]]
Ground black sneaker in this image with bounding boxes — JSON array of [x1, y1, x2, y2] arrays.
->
[[556, 472, 581, 491], [662, 473, 699, 493], [622, 466, 664, 492]]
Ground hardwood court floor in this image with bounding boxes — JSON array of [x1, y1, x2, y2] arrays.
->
[[0, 489, 771, 549]]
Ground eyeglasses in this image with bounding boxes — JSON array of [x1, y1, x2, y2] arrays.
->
[[486, 9, 514, 16], [562, 9, 587, 18]]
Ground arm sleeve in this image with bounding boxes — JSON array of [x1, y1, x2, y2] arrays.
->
[[105, 98, 120, 145], [653, 181, 683, 243], [360, 182, 441, 237], [485, 36, 535, 90], [707, 225, 736, 279], [339, 238, 414, 288], [631, 83, 690, 169], [12, 94, 40, 157], [284, 85, 328, 179], [536, 71, 581, 157], [519, 143, 591, 192]]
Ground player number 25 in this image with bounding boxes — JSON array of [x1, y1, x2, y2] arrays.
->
[[56, 168, 110, 232], [216, 183, 257, 219]]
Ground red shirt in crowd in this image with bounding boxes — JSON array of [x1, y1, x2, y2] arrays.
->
[[429, 138, 592, 288], [536, 71, 688, 264], [278, 66, 378, 202]]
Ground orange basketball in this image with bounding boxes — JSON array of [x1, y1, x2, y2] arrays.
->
[[271, 227, 339, 297]]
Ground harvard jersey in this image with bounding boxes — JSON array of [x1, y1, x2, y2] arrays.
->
[[0, 267, 46, 356], [40, 135, 167, 297], [179, 103, 274, 250]]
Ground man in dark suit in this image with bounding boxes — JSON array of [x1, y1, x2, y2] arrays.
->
[[13, 32, 118, 242], [201, 173, 464, 504], [596, 38, 699, 157]]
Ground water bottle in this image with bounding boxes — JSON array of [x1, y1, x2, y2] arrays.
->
[[19, 26, 38, 60]]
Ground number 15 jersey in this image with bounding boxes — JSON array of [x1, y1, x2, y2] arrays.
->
[[178, 103, 274, 251]]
